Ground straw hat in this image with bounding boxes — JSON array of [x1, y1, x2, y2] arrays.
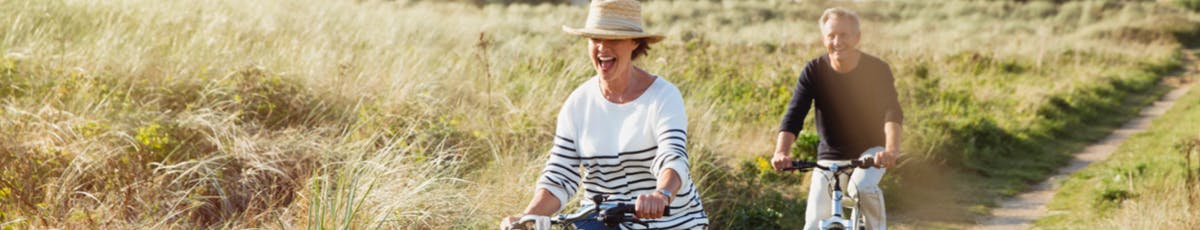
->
[[562, 0, 664, 43]]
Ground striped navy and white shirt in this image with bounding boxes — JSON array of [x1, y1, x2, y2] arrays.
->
[[537, 75, 708, 229]]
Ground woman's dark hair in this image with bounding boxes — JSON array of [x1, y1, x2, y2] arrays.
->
[[631, 38, 651, 60]]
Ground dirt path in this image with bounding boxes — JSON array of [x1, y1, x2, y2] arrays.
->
[[973, 50, 1198, 230]]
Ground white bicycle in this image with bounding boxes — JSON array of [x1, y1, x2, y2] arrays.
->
[[783, 158, 879, 230]]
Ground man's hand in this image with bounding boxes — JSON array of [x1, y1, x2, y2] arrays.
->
[[771, 152, 793, 171], [874, 149, 899, 168], [881, 121, 901, 168], [635, 192, 669, 219]]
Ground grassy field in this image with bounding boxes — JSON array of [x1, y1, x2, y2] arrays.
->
[[1036, 55, 1199, 229], [0, 0, 1198, 229]]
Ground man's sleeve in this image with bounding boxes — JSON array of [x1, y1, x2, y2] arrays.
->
[[882, 63, 903, 124], [779, 63, 816, 134]]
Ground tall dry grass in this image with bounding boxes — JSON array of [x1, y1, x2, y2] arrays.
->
[[0, 0, 1197, 228]]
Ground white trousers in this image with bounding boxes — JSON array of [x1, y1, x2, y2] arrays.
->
[[803, 147, 886, 230]]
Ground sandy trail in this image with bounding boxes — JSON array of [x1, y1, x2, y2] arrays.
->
[[972, 49, 1198, 230]]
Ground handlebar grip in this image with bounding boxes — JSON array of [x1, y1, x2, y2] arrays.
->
[[612, 203, 671, 217], [786, 160, 819, 171], [791, 159, 883, 170], [857, 158, 876, 168]]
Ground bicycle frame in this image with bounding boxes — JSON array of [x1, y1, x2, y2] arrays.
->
[[817, 163, 864, 230], [787, 159, 876, 230]]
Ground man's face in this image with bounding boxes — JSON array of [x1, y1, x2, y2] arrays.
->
[[821, 16, 860, 63]]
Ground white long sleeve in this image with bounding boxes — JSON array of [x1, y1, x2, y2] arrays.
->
[[535, 76, 708, 229]]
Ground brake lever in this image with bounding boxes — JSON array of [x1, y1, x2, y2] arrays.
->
[[591, 195, 606, 215]]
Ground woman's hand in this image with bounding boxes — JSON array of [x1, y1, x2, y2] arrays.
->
[[635, 192, 669, 219], [499, 215, 521, 230]]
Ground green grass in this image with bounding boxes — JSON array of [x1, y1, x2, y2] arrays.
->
[[1036, 61, 1200, 228], [0, 0, 1198, 228]]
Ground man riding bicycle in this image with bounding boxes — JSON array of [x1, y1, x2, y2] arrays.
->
[[770, 7, 904, 230]]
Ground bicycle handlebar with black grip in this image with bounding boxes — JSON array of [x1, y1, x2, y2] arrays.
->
[[602, 203, 672, 217], [600, 203, 671, 227], [782, 158, 879, 171], [592, 195, 670, 228], [508, 195, 671, 230]]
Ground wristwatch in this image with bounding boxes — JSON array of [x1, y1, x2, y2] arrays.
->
[[656, 189, 674, 203]]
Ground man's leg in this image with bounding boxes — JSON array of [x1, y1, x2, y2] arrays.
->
[[803, 167, 834, 230], [850, 147, 887, 230]]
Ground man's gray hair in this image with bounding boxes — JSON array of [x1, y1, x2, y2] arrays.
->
[[819, 7, 860, 32]]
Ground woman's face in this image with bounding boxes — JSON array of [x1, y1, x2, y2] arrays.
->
[[588, 38, 638, 79]]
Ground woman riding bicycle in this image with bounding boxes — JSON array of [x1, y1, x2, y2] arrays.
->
[[499, 0, 708, 229]]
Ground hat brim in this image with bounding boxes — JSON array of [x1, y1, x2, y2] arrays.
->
[[562, 26, 664, 44]]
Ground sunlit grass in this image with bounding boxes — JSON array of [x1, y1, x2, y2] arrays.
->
[[1038, 68, 1200, 229], [0, 0, 1197, 228]]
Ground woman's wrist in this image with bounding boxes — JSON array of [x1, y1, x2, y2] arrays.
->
[[655, 189, 674, 203]]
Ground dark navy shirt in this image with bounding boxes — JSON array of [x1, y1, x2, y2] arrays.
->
[[779, 53, 904, 160]]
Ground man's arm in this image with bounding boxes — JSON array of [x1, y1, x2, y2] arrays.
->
[[877, 121, 901, 167], [773, 64, 817, 171], [877, 62, 903, 168], [772, 131, 797, 170]]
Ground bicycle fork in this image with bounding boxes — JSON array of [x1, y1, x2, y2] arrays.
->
[[830, 164, 846, 221], [820, 164, 865, 230]]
